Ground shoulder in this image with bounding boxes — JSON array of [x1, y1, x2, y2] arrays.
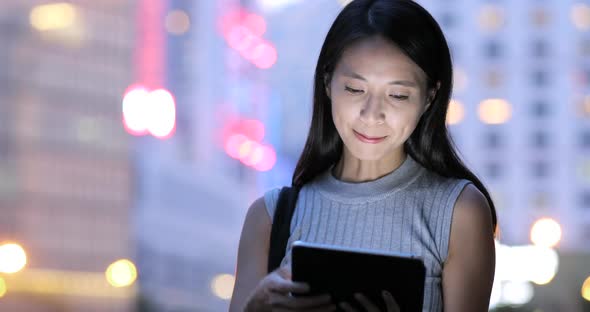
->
[[238, 196, 272, 259], [442, 183, 496, 310], [416, 169, 474, 210], [452, 183, 494, 238], [446, 183, 495, 264], [419, 172, 485, 261], [243, 196, 271, 234], [413, 166, 469, 192], [262, 187, 282, 221]]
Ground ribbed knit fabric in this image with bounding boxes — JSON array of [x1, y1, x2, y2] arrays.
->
[[264, 155, 472, 311]]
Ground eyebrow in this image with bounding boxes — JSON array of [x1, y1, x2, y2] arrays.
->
[[342, 71, 419, 88]]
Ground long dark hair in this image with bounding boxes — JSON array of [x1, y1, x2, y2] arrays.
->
[[292, 0, 498, 231]]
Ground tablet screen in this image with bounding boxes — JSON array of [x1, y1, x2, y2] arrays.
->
[[292, 240, 426, 312]]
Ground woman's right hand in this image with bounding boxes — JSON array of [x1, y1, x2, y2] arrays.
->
[[245, 263, 337, 312]]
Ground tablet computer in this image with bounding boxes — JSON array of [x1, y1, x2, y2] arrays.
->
[[291, 240, 426, 312]]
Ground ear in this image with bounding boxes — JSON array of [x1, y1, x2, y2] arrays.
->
[[424, 81, 441, 112]]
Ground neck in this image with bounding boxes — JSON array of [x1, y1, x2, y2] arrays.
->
[[332, 150, 407, 183]]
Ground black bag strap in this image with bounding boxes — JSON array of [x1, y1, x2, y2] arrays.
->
[[267, 186, 301, 273]]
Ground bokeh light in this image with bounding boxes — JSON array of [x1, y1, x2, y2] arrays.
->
[[0, 277, 6, 298], [122, 86, 150, 135], [582, 276, 590, 301], [249, 42, 278, 69], [30, 3, 77, 31], [221, 118, 276, 171], [242, 143, 265, 166], [243, 13, 267, 37], [146, 89, 176, 139], [220, 9, 278, 69], [571, 3, 590, 31], [491, 242, 560, 309], [530, 218, 562, 248], [478, 98, 511, 124], [502, 281, 534, 305], [256, 0, 303, 13], [105, 259, 137, 288], [252, 145, 277, 172], [478, 5, 505, 32], [0, 243, 27, 274], [210, 274, 235, 300], [122, 86, 176, 139], [165, 10, 191, 35], [447, 99, 465, 125], [238, 119, 265, 142], [527, 248, 558, 285], [225, 134, 249, 159]]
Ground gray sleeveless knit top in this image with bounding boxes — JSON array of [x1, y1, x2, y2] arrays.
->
[[263, 155, 472, 311]]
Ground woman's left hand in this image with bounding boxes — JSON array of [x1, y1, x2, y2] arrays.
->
[[338, 291, 400, 312]]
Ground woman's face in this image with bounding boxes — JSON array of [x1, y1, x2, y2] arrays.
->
[[327, 35, 433, 162]]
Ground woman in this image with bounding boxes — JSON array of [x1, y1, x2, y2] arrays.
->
[[230, 0, 497, 311]]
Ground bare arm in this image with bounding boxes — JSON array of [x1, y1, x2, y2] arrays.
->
[[229, 197, 271, 312], [442, 184, 496, 311]]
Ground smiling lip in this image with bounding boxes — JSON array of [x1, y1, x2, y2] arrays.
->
[[353, 130, 387, 144]]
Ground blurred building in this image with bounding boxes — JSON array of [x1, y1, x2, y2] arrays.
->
[[0, 1, 136, 311], [131, 0, 248, 311], [415, 0, 590, 253]]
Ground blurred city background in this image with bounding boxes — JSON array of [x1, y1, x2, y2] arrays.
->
[[0, 0, 589, 311]]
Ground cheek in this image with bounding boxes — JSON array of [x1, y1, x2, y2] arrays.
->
[[331, 100, 357, 127], [386, 107, 422, 132]]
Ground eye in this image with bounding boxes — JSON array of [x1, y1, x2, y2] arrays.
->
[[345, 86, 364, 94], [390, 94, 409, 101]]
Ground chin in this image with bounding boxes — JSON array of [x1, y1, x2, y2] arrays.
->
[[347, 146, 388, 161]]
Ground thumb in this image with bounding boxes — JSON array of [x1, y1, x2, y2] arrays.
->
[[277, 263, 292, 280]]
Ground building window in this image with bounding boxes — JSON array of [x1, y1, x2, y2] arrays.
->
[[531, 192, 551, 210], [532, 39, 548, 58], [579, 95, 590, 118], [440, 12, 457, 29], [580, 39, 590, 57], [532, 131, 549, 149], [532, 161, 549, 178], [484, 69, 504, 88], [485, 131, 502, 149], [531, 7, 550, 28], [484, 40, 502, 59], [531, 100, 549, 118], [581, 131, 590, 149], [580, 190, 590, 209], [485, 162, 501, 179], [532, 70, 549, 87]]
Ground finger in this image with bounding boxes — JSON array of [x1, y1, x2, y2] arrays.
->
[[354, 293, 380, 312], [382, 291, 401, 312], [277, 263, 293, 279], [272, 281, 310, 294], [339, 301, 358, 312], [268, 275, 310, 294], [271, 293, 333, 309]]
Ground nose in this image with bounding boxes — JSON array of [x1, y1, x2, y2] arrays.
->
[[359, 95, 385, 125]]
